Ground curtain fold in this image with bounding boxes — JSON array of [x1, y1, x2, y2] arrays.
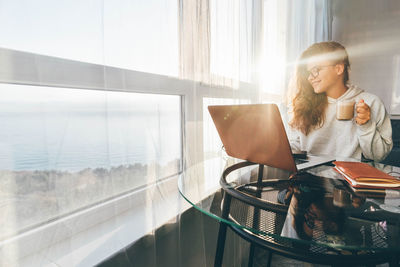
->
[[179, 0, 211, 83], [284, 0, 331, 104], [179, 0, 262, 89], [285, 0, 331, 71]]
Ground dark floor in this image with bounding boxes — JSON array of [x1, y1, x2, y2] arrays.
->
[[96, 191, 390, 267], [96, 192, 252, 267]]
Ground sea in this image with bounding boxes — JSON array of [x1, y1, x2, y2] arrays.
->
[[0, 103, 182, 172]]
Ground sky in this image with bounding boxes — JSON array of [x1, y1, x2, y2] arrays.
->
[[0, 0, 178, 76]]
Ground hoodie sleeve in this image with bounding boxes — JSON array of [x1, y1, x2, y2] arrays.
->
[[356, 97, 393, 161]]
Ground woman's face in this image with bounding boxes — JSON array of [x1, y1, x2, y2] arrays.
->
[[306, 60, 343, 94]]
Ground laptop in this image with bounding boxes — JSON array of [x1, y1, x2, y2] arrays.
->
[[207, 104, 335, 173]]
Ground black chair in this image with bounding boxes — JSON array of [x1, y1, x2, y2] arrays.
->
[[380, 119, 400, 167], [214, 161, 399, 267]]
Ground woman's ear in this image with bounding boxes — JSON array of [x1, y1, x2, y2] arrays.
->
[[335, 63, 345, 76]]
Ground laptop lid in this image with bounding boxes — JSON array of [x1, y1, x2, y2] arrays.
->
[[208, 104, 298, 173]]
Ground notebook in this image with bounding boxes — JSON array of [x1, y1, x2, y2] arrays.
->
[[333, 161, 400, 189], [207, 104, 335, 173]]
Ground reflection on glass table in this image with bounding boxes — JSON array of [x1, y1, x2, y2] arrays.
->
[[178, 156, 400, 267]]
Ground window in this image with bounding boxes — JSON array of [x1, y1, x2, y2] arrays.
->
[[0, 1, 104, 65], [0, 0, 183, 246], [103, 0, 178, 76], [0, 0, 178, 77], [0, 83, 182, 240]]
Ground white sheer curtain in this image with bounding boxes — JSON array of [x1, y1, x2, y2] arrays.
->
[[179, 0, 260, 88], [0, 0, 331, 265], [178, 0, 263, 171], [178, 0, 331, 100], [176, 1, 331, 265], [0, 1, 183, 265], [285, 0, 332, 82]]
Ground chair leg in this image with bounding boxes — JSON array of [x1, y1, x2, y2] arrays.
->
[[247, 243, 255, 267], [257, 164, 264, 185], [214, 194, 232, 267], [246, 164, 264, 267], [214, 222, 227, 267], [266, 250, 273, 267]]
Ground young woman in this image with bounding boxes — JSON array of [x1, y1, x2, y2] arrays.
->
[[288, 41, 392, 161]]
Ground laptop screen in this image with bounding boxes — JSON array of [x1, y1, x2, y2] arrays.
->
[[208, 104, 297, 173]]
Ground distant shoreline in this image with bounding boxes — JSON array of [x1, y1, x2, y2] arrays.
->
[[0, 159, 181, 241]]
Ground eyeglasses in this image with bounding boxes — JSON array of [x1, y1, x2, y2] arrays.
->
[[306, 65, 335, 79]]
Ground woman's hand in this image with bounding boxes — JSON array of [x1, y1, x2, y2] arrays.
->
[[355, 99, 371, 125]]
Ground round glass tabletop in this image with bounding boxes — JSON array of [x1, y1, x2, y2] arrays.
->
[[178, 156, 400, 255]]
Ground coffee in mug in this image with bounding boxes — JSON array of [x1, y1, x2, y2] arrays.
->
[[336, 100, 355, 120]]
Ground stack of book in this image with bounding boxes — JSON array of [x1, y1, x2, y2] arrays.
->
[[333, 161, 400, 189]]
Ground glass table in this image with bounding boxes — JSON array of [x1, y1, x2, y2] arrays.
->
[[178, 156, 400, 267]]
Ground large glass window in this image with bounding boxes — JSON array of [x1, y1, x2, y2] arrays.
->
[[103, 0, 178, 76], [0, 83, 182, 240], [0, 1, 104, 64], [0, 0, 178, 77]]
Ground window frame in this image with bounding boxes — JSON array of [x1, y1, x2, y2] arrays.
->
[[0, 47, 257, 264]]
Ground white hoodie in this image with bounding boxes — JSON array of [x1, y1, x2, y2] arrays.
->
[[288, 84, 393, 161]]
